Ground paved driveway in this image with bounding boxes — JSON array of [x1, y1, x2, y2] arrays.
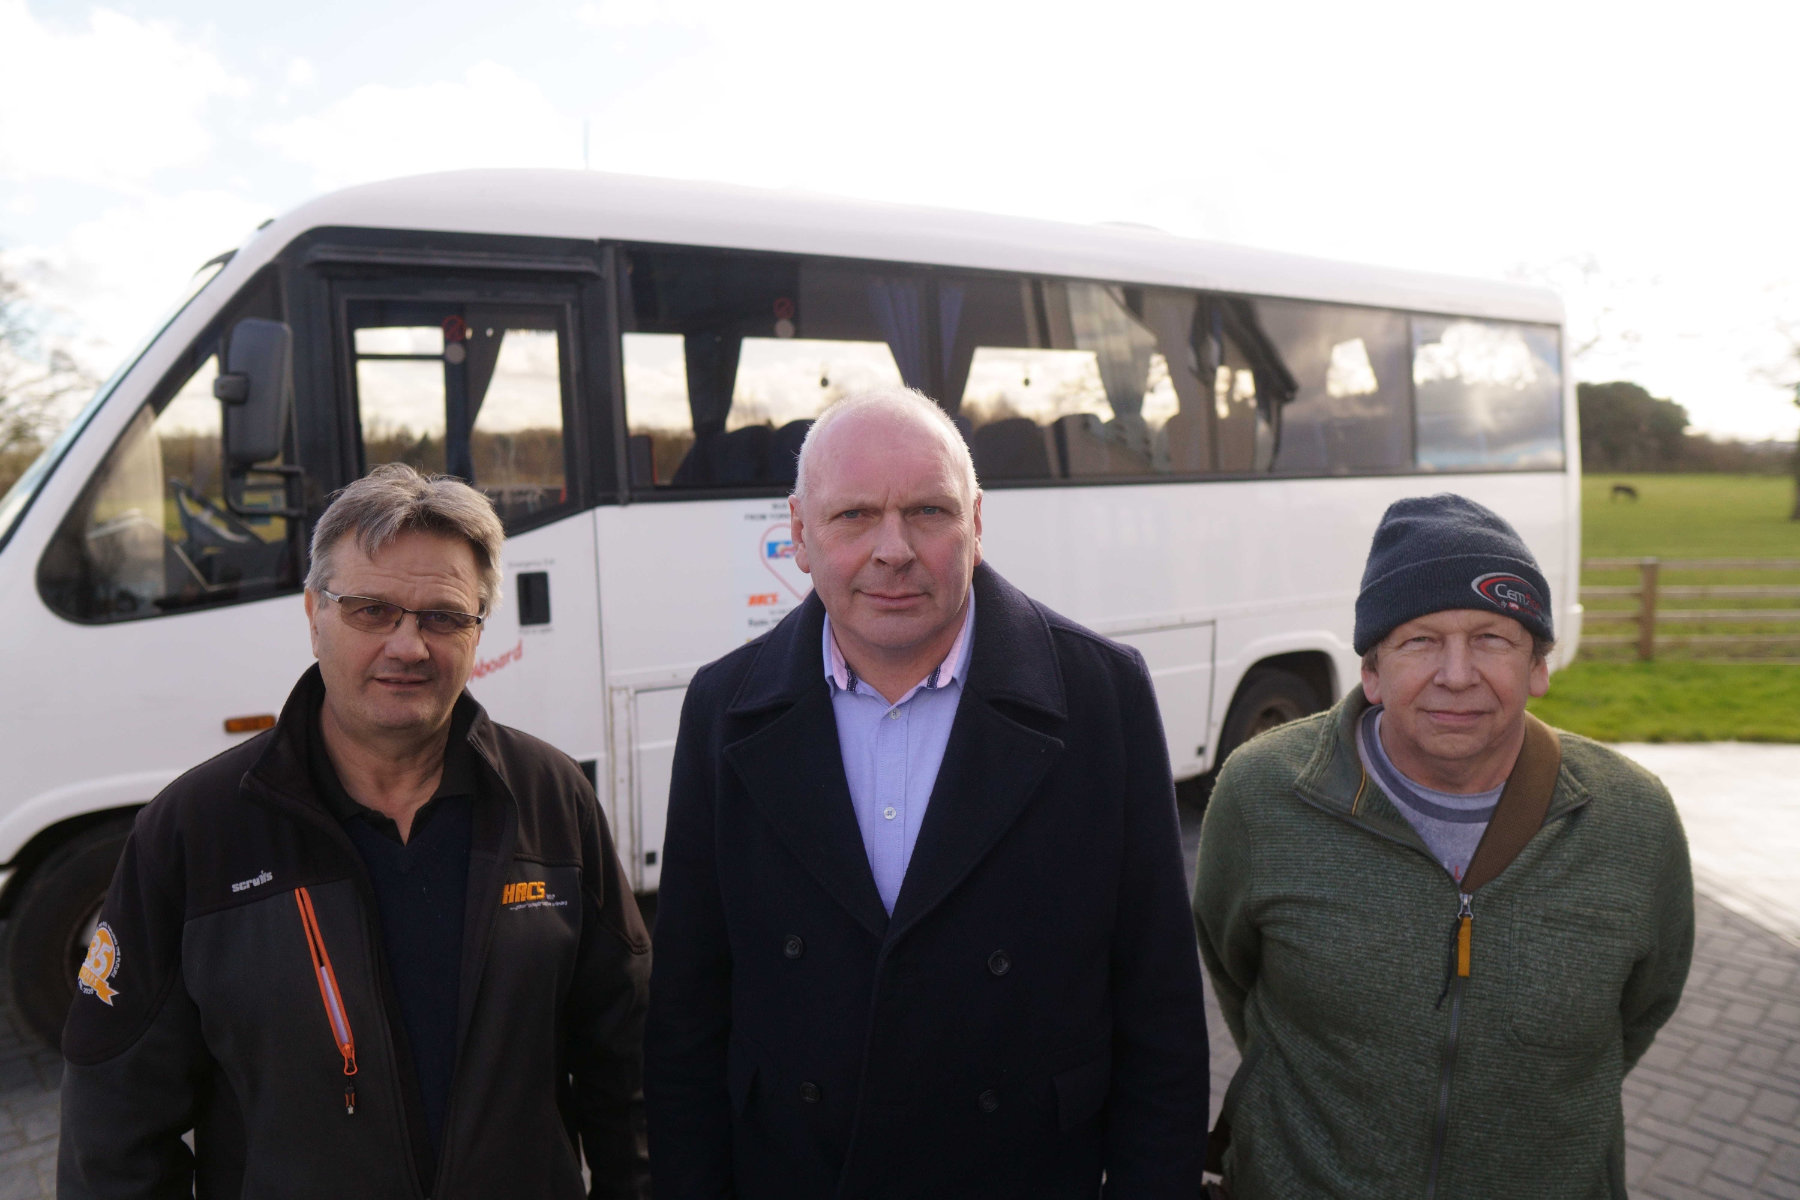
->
[[0, 1003, 59, 1199], [2, 743, 1797, 1197], [1612, 742, 1800, 949]]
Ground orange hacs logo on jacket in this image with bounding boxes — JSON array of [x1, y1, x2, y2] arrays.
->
[[502, 881, 547, 905]]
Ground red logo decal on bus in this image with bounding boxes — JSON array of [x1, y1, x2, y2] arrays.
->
[[471, 639, 524, 679]]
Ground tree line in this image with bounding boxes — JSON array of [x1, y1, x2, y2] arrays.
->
[[1578, 380, 1794, 471]]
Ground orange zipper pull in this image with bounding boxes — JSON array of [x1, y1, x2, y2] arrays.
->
[[1455, 892, 1474, 979], [1437, 891, 1476, 1008], [296, 887, 360, 1117]]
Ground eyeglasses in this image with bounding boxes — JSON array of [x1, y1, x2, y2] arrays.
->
[[318, 588, 485, 636]]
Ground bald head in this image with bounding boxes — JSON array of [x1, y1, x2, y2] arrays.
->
[[792, 387, 978, 508], [787, 386, 983, 702]]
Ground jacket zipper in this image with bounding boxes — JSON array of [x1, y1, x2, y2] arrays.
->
[[1425, 890, 1473, 1200], [296, 886, 360, 1115], [245, 765, 450, 1198], [1299, 763, 1578, 1200]]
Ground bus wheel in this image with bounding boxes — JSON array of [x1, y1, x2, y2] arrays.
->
[[4, 819, 132, 1050], [1218, 668, 1321, 765]]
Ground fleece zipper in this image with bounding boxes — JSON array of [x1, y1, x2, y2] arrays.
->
[[1292, 784, 1486, 1200], [1425, 889, 1474, 1200], [247, 774, 440, 1199]]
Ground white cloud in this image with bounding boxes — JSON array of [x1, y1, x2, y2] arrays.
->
[[22, 189, 273, 373], [573, 0, 756, 31], [575, 1, 683, 29], [0, 0, 246, 189], [259, 61, 583, 189], [286, 57, 317, 88]]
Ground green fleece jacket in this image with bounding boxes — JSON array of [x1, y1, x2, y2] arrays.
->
[[1194, 689, 1693, 1200]]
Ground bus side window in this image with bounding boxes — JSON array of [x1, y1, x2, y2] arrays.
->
[[619, 252, 1373, 489], [958, 280, 1250, 481], [1412, 317, 1564, 471], [620, 250, 910, 491], [38, 275, 296, 622], [960, 280, 1165, 481], [1255, 299, 1411, 476], [349, 301, 570, 527]]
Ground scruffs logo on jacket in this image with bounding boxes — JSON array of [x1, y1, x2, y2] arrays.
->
[[232, 870, 273, 894], [77, 922, 122, 1005], [1471, 572, 1545, 618]]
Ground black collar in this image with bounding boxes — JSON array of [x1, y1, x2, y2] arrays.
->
[[303, 689, 477, 841]]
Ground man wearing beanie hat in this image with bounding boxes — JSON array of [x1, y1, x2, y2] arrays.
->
[[1194, 493, 1693, 1200]]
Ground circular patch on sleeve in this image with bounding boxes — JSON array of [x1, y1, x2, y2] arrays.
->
[[77, 922, 122, 1006]]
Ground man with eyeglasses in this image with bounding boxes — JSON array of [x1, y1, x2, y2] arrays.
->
[[60, 463, 650, 1200]]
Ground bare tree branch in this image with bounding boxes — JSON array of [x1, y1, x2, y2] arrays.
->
[[1508, 254, 1642, 365], [0, 261, 98, 492]]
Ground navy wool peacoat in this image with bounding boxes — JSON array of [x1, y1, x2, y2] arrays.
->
[[646, 563, 1210, 1199]]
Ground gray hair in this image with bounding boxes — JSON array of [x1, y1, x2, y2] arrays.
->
[[304, 464, 505, 612], [792, 387, 978, 504]]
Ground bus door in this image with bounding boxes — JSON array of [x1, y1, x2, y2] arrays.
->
[[329, 269, 610, 809]]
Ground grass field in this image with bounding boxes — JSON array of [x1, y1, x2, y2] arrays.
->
[[1526, 473, 1800, 741], [1575, 473, 1800, 658], [1580, 473, 1797, 559], [1529, 660, 1800, 742]]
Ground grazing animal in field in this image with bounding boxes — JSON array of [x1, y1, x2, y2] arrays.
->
[[1611, 483, 1639, 502]]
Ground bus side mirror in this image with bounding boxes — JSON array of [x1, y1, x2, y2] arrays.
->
[[215, 318, 293, 469]]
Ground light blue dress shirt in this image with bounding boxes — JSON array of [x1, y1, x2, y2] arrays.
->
[[822, 594, 975, 914]]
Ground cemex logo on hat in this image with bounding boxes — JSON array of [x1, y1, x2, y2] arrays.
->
[[1471, 571, 1546, 619], [1353, 494, 1554, 655]]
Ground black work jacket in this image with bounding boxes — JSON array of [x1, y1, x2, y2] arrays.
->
[[59, 667, 651, 1200], [646, 563, 1210, 1199]]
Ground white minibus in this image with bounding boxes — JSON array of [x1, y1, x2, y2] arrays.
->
[[0, 170, 1580, 1044]]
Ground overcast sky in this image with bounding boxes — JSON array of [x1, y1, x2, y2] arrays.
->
[[2, 0, 1796, 440]]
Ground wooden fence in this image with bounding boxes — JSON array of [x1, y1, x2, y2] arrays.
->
[[1581, 558, 1800, 660]]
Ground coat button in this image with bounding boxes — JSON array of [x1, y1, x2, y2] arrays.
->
[[783, 934, 805, 959], [987, 950, 1011, 976], [978, 1089, 999, 1113], [799, 1081, 822, 1103]]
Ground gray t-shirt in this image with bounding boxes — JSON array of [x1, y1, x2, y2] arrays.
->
[[1358, 706, 1501, 884]]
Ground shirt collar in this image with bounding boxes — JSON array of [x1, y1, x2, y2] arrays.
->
[[822, 589, 976, 698], [305, 698, 478, 831]]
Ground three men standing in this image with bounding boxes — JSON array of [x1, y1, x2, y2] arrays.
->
[[56, 412, 1691, 1200], [59, 465, 650, 1199], [646, 388, 1212, 1197], [1195, 494, 1694, 1199]]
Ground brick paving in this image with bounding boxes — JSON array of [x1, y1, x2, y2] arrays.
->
[[0, 755, 1795, 1197], [0, 980, 61, 1200], [1621, 893, 1800, 1198]]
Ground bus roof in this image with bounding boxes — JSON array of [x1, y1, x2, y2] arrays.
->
[[247, 169, 1563, 325]]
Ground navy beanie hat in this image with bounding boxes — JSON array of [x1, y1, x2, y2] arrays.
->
[[1354, 493, 1554, 655]]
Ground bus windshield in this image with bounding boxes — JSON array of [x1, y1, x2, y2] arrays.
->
[[0, 253, 232, 555]]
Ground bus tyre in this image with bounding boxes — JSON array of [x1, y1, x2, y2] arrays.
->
[[1218, 668, 1321, 766], [4, 819, 132, 1050]]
